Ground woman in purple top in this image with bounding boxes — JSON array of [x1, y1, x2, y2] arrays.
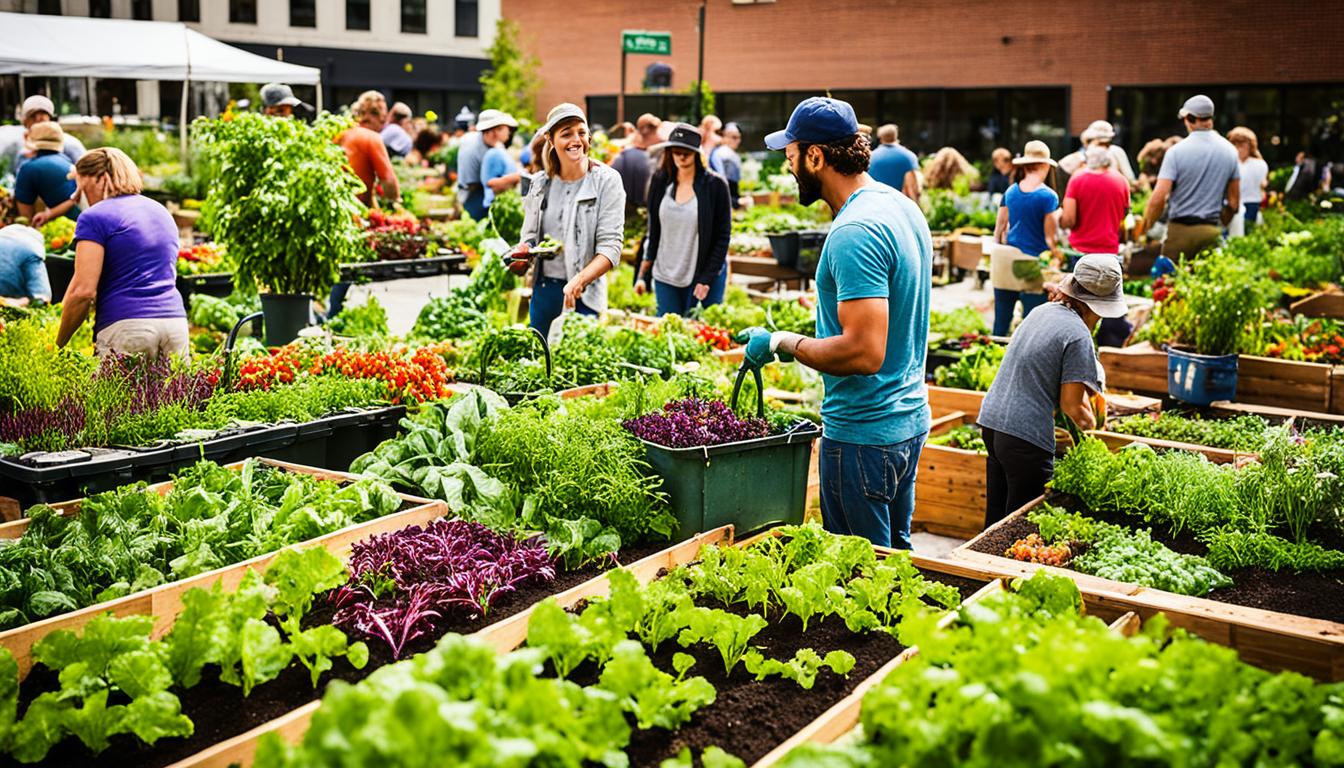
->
[[56, 148, 188, 359]]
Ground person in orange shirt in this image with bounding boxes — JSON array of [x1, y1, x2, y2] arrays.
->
[[339, 91, 401, 207]]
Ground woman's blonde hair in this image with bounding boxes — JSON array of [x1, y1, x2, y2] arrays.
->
[[352, 90, 386, 121], [923, 147, 978, 189], [1227, 126, 1262, 159], [542, 117, 588, 177], [74, 147, 142, 197]]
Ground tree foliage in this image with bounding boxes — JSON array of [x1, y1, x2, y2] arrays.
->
[[479, 18, 541, 128]]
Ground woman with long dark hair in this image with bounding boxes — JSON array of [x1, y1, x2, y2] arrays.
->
[[636, 123, 732, 316]]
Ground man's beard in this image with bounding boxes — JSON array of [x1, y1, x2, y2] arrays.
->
[[795, 162, 823, 206]]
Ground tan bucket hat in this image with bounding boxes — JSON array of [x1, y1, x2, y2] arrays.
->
[[1011, 139, 1057, 167]]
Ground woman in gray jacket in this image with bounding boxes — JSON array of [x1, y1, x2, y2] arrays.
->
[[509, 103, 627, 334]]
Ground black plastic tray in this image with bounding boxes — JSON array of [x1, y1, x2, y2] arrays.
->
[[339, 252, 468, 283]]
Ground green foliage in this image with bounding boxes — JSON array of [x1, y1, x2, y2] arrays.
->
[[780, 571, 1344, 768], [929, 306, 989, 341], [933, 340, 1004, 391], [927, 424, 987, 453], [479, 18, 541, 126], [0, 460, 400, 630], [1106, 411, 1274, 452], [743, 648, 855, 690], [196, 112, 367, 296], [328, 295, 390, 338], [685, 80, 716, 120], [486, 189, 525, 243], [93, 126, 179, 168]]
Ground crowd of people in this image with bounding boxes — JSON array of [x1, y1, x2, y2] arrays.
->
[[1, 83, 1337, 549]]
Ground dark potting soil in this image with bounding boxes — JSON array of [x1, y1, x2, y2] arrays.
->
[[968, 494, 1344, 625], [10, 539, 672, 768], [616, 571, 986, 767]]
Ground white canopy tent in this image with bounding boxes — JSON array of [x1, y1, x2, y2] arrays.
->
[[0, 12, 323, 162]]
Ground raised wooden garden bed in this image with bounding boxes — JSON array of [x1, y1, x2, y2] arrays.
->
[[914, 411, 986, 539], [752, 569, 1138, 768], [1101, 341, 1337, 413], [949, 495, 1344, 681], [167, 526, 735, 768], [1290, 288, 1344, 320], [0, 458, 446, 680]]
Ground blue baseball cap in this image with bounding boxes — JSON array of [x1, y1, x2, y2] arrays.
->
[[764, 97, 860, 151]]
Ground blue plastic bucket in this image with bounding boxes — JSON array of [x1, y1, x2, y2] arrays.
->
[[1167, 347, 1238, 407]]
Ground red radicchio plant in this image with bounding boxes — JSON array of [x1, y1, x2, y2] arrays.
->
[[332, 519, 556, 658]]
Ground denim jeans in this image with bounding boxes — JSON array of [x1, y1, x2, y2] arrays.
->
[[992, 288, 1047, 336], [326, 281, 352, 319], [529, 275, 597, 335], [818, 433, 926, 549], [653, 265, 728, 317]]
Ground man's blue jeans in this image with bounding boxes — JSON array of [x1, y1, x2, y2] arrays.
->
[[818, 433, 926, 549]]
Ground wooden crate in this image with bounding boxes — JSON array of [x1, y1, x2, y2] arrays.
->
[[1290, 289, 1344, 320], [0, 459, 447, 679], [948, 496, 1344, 681], [914, 411, 986, 540], [1099, 342, 1169, 395], [169, 526, 736, 768], [1085, 429, 1249, 464], [752, 572, 1138, 768], [1333, 368, 1344, 416], [927, 385, 986, 421]]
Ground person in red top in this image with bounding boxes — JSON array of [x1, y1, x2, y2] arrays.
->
[[1060, 144, 1132, 346], [339, 90, 400, 207], [1061, 145, 1129, 255]]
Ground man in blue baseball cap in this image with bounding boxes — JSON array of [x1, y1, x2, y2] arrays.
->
[[737, 96, 933, 549]]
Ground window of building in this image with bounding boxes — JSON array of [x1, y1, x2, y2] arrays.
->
[[37, 0, 61, 15], [229, 0, 257, 24], [178, 0, 200, 22], [290, 0, 317, 28], [131, 0, 152, 20], [346, 0, 370, 30], [89, 0, 111, 17], [402, 0, 427, 34], [454, 0, 478, 37]]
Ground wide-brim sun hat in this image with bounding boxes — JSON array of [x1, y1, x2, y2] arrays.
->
[[1059, 254, 1129, 318], [260, 83, 310, 110], [26, 121, 64, 153], [21, 95, 55, 121], [651, 123, 702, 153], [1011, 139, 1057, 166], [1081, 120, 1116, 143], [476, 109, 520, 132], [537, 103, 587, 137]]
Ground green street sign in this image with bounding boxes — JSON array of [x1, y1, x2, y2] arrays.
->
[[623, 30, 671, 55]]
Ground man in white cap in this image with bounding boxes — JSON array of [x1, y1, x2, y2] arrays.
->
[[1142, 94, 1239, 259], [456, 108, 518, 220], [977, 254, 1125, 526], [0, 224, 51, 303], [0, 95, 86, 178], [260, 83, 311, 118]]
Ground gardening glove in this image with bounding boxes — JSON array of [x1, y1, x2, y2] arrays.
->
[[736, 327, 801, 368]]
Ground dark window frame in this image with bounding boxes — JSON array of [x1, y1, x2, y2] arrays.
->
[[229, 0, 258, 24], [131, 0, 152, 20], [89, 0, 111, 17], [178, 0, 200, 22], [346, 0, 371, 30], [290, 0, 317, 28], [401, 0, 427, 34], [37, 0, 62, 15], [454, 0, 478, 37]]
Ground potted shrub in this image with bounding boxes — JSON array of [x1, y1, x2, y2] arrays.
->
[[1164, 251, 1271, 406], [196, 112, 367, 345]]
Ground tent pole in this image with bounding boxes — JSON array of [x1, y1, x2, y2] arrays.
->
[[180, 80, 190, 174], [316, 77, 323, 113]]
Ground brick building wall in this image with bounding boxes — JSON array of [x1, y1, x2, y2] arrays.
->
[[503, 0, 1344, 137]]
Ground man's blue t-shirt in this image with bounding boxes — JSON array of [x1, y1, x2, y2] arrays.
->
[[1001, 182, 1058, 255], [14, 151, 78, 220], [815, 183, 932, 445], [480, 145, 518, 206], [868, 143, 918, 193]]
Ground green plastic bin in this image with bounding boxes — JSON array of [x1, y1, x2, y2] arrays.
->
[[637, 365, 822, 539]]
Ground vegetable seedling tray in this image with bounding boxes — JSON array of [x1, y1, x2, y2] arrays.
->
[[167, 526, 737, 768], [0, 457, 446, 680], [949, 495, 1344, 681]]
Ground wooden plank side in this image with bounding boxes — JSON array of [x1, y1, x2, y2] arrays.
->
[[1290, 289, 1344, 320], [914, 439, 986, 540], [1332, 368, 1344, 416], [927, 386, 985, 421], [1085, 429, 1245, 464], [1236, 355, 1332, 411], [170, 527, 736, 768], [1099, 343, 1168, 395]]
